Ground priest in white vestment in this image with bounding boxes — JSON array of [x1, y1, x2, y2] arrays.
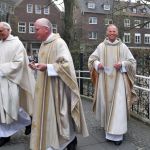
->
[[88, 24, 137, 145], [29, 18, 89, 150], [0, 22, 35, 146]]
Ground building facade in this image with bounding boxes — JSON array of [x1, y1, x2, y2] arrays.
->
[[7, 0, 63, 55], [73, 0, 150, 49]]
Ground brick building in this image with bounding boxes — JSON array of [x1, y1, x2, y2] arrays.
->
[[7, 0, 63, 55], [73, 0, 150, 50]]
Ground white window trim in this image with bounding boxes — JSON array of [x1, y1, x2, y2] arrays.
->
[[134, 33, 141, 44], [144, 34, 150, 44], [144, 21, 150, 29], [105, 18, 113, 25], [132, 8, 137, 13], [89, 17, 97, 24], [124, 19, 130, 27], [88, 2, 96, 9], [35, 5, 41, 14], [29, 22, 35, 34], [27, 4, 33, 13], [18, 22, 26, 33], [52, 24, 57, 33], [134, 20, 141, 28], [123, 33, 131, 43], [89, 32, 97, 40], [43, 6, 50, 15], [104, 4, 110, 11]]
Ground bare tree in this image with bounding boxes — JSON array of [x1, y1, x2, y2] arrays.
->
[[63, 0, 75, 48]]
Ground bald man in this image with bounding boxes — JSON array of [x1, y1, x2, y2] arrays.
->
[[88, 24, 137, 145], [0, 22, 35, 146], [29, 18, 89, 150]]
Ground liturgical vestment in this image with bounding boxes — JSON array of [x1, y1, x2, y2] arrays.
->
[[30, 33, 89, 150], [88, 38, 137, 139]]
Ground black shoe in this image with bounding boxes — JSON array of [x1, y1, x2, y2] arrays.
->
[[25, 124, 31, 135], [25, 116, 32, 135], [0, 137, 11, 147], [114, 140, 122, 145], [67, 136, 77, 150]]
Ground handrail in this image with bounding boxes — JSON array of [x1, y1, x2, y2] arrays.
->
[[76, 70, 150, 123]]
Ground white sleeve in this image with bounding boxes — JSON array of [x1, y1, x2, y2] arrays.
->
[[0, 71, 4, 77], [94, 60, 101, 71], [47, 64, 58, 76], [120, 61, 127, 73]]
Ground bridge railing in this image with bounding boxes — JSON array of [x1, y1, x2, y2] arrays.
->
[[76, 70, 150, 124]]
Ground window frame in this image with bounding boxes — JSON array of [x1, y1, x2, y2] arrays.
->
[[89, 17, 97, 24], [88, 31, 98, 40], [27, 4, 33, 13], [35, 5, 41, 14], [123, 33, 131, 43], [18, 22, 26, 33]]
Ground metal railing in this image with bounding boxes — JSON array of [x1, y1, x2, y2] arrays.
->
[[76, 70, 150, 124]]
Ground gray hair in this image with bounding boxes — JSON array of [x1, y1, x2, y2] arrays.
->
[[0, 22, 12, 33], [35, 18, 53, 31]]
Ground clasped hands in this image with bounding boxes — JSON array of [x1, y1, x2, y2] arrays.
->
[[98, 62, 122, 71], [29, 61, 47, 72]]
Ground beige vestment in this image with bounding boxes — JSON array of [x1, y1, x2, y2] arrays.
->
[[88, 38, 137, 135], [0, 35, 35, 124], [30, 33, 89, 150]]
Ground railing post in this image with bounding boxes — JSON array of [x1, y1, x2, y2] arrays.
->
[[149, 76, 150, 119], [80, 52, 83, 95]]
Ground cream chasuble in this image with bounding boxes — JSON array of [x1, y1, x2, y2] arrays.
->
[[30, 33, 88, 150], [88, 38, 137, 136]]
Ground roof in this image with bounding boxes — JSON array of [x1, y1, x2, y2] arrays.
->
[[77, 0, 150, 16], [0, 0, 23, 6], [77, 0, 114, 14]]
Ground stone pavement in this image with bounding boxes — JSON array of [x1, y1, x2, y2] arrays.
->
[[0, 99, 150, 150]]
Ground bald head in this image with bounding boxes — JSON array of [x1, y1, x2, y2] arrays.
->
[[0, 22, 12, 33], [106, 24, 119, 42], [106, 24, 118, 36], [34, 18, 52, 31]]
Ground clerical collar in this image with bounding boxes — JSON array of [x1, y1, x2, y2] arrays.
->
[[44, 33, 54, 42]]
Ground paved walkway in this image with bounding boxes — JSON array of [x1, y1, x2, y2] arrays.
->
[[0, 99, 150, 150]]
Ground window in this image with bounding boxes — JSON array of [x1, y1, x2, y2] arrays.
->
[[74, 19, 77, 24], [44, 6, 50, 14], [104, 4, 110, 11], [89, 17, 97, 24], [31, 43, 41, 50], [132, 8, 137, 13], [124, 19, 130, 27], [123, 8, 126, 12], [87, 2, 95, 9], [0, 2, 7, 12], [52, 24, 57, 33], [35, 5, 41, 14], [144, 21, 150, 29], [27, 4, 33, 13], [104, 18, 113, 25], [29, 22, 35, 33], [135, 33, 141, 44], [18, 22, 26, 33], [144, 34, 150, 44], [123, 33, 131, 43], [142, 8, 146, 13], [134, 20, 141, 28], [88, 32, 97, 39]]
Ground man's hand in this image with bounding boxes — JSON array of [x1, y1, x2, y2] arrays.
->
[[29, 62, 47, 72], [98, 63, 104, 70], [28, 61, 37, 70], [114, 62, 122, 71], [35, 63, 47, 72]]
